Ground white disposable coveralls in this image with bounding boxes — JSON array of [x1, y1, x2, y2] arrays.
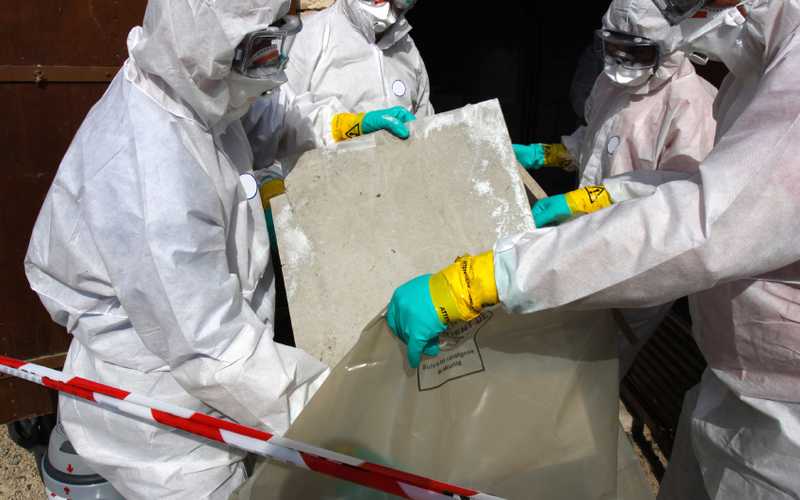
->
[[563, 0, 718, 376], [495, 1, 800, 497], [24, 1, 329, 498], [282, 0, 434, 146], [566, 0, 718, 189]]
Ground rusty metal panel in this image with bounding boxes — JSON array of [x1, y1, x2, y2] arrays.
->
[[0, 1, 146, 66], [621, 312, 706, 479], [0, 65, 119, 82], [0, 351, 66, 422], [0, 83, 110, 424], [0, 0, 147, 423], [0, 82, 111, 362], [0, 377, 60, 424]]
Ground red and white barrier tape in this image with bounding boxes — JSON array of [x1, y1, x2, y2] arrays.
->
[[0, 355, 503, 500]]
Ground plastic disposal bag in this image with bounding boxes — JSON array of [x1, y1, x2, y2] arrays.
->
[[232, 100, 640, 499], [232, 306, 619, 499]]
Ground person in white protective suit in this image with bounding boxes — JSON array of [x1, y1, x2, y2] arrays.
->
[[23, 0, 330, 498], [244, 0, 432, 218], [280, 0, 433, 146], [518, 0, 719, 377], [385, 1, 800, 498]]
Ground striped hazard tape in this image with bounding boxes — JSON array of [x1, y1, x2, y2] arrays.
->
[[0, 355, 504, 500]]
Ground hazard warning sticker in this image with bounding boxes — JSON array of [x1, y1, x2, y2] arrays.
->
[[585, 185, 607, 204], [345, 122, 362, 139], [417, 311, 492, 391]]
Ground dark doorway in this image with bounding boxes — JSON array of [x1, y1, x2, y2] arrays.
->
[[407, 4, 609, 195]]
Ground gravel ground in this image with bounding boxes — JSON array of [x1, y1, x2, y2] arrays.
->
[[0, 426, 44, 500], [620, 403, 663, 496]]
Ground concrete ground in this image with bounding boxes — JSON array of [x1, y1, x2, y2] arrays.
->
[[0, 426, 44, 500]]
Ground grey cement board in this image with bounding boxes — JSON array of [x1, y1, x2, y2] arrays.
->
[[273, 99, 535, 366]]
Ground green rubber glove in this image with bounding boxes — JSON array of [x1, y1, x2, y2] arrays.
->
[[331, 106, 417, 142], [386, 274, 444, 368], [513, 143, 546, 170], [532, 194, 573, 227], [533, 186, 613, 227], [362, 106, 417, 139]]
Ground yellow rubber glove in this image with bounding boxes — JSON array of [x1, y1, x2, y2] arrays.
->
[[259, 179, 286, 250], [542, 143, 576, 171], [259, 179, 285, 208], [331, 112, 366, 142], [331, 107, 416, 142], [387, 251, 498, 367], [533, 185, 613, 227], [564, 185, 613, 215], [428, 251, 498, 324]]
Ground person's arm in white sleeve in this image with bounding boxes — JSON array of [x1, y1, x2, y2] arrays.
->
[[244, 89, 317, 173], [603, 169, 694, 202], [561, 125, 586, 161], [601, 86, 717, 201], [602, 81, 717, 202], [82, 133, 328, 431], [561, 78, 598, 161], [282, 20, 416, 145], [559, 79, 716, 203], [242, 92, 286, 169], [496, 51, 800, 313]]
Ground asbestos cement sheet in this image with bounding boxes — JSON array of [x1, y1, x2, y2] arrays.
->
[[272, 99, 535, 366], [234, 101, 645, 500]]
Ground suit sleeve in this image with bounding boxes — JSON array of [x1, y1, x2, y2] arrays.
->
[[82, 118, 328, 432], [495, 42, 800, 313]]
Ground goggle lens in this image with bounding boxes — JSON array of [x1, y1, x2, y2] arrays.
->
[[596, 30, 660, 70], [233, 12, 302, 78]]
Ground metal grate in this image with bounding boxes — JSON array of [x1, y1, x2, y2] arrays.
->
[[621, 308, 706, 479]]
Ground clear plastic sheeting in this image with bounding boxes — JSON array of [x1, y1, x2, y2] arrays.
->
[[232, 307, 621, 499], [616, 428, 655, 500]]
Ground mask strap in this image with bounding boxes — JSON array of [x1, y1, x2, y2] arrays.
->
[[684, 7, 743, 45]]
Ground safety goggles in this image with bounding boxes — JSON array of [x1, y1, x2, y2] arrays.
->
[[595, 29, 661, 70], [358, 0, 417, 14], [232, 0, 302, 79]]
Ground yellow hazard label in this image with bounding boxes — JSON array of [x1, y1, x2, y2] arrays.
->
[[565, 185, 613, 214], [332, 112, 365, 142]]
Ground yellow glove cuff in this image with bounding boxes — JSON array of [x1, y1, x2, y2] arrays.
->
[[564, 185, 613, 215], [331, 112, 366, 142], [259, 179, 285, 209], [429, 251, 498, 324], [543, 143, 575, 170]]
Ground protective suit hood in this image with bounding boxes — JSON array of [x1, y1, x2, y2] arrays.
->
[[603, 0, 688, 94], [749, 0, 800, 62], [341, 0, 413, 49], [675, 1, 768, 77], [127, 0, 293, 128]]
